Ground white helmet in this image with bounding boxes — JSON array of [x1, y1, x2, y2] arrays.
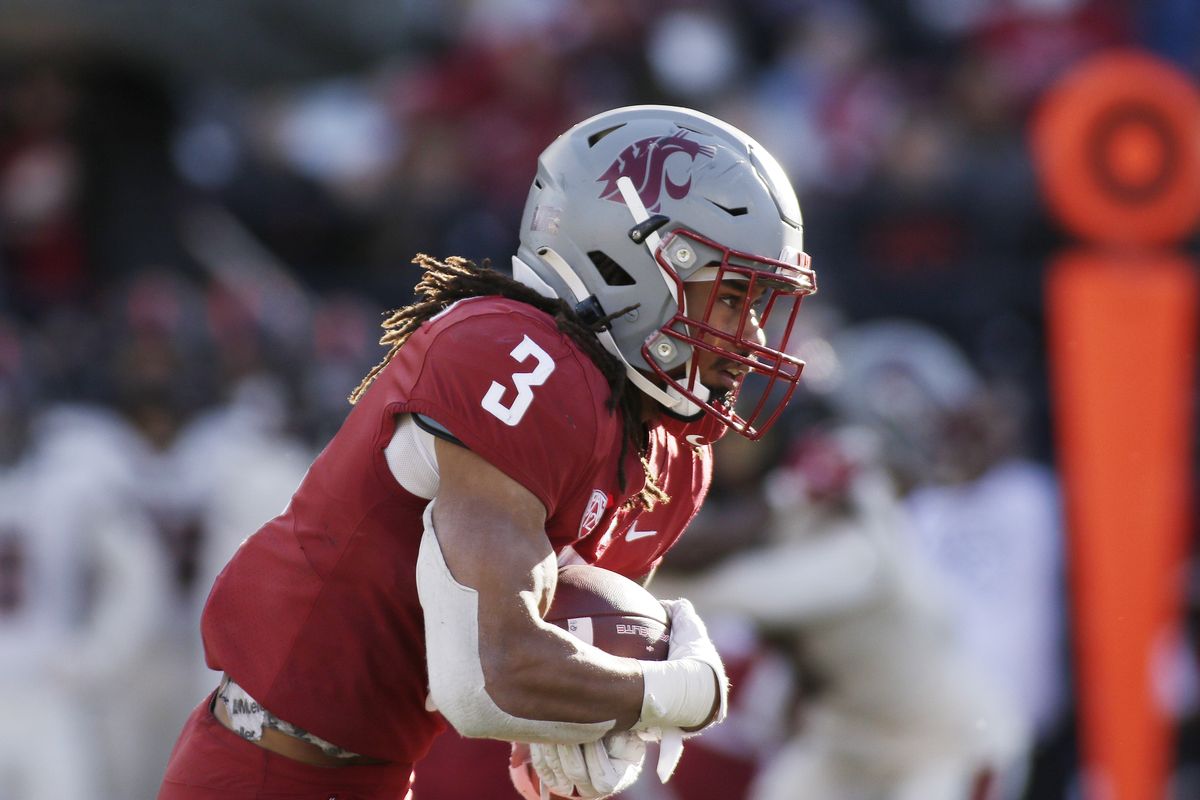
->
[[513, 105, 817, 438]]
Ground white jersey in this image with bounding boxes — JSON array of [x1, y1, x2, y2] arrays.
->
[[690, 469, 1021, 752], [904, 459, 1066, 737], [659, 457, 1028, 799], [0, 404, 168, 681], [0, 404, 172, 800]]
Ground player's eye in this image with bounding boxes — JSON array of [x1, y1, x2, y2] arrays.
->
[[719, 293, 767, 317]]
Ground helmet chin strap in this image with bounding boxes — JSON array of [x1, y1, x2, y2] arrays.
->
[[661, 383, 707, 420], [512, 254, 706, 419]]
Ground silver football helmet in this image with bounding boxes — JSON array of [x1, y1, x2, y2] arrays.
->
[[513, 105, 817, 439]]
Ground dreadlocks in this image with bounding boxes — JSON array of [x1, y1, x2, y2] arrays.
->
[[350, 254, 668, 508]]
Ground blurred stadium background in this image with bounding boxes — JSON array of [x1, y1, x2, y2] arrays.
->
[[0, 0, 1197, 799]]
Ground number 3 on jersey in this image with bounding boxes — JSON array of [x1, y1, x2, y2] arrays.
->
[[481, 335, 556, 426]]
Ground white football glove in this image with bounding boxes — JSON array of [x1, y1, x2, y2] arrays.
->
[[526, 732, 645, 799], [636, 598, 729, 782]]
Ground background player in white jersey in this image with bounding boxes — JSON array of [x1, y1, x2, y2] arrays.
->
[[656, 421, 1027, 800], [168, 374, 315, 701], [0, 399, 171, 800], [834, 319, 1069, 779]]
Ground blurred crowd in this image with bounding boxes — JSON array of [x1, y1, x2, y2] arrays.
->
[[1, 0, 1198, 798]]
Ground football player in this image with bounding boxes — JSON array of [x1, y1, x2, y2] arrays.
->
[[658, 423, 1028, 800], [156, 105, 816, 800], [0, 403, 171, 800]]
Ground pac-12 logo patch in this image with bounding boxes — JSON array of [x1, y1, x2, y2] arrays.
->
[[597, 130, 716, 212], [578, 489, 609, 537]]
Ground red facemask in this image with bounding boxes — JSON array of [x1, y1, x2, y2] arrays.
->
[[641, 228, 817, 439]]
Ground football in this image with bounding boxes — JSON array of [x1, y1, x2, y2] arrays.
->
[[546, 564, 671, 659], [509, 565, 670, 800]]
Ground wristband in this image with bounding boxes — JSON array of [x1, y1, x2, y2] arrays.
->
[[638, 657, 718, 732]]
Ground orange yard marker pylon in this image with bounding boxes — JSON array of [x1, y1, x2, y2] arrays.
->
[[1033, 50, 1200, 800]]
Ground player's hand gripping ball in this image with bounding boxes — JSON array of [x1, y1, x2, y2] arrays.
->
[[509, 565, 670, 799]]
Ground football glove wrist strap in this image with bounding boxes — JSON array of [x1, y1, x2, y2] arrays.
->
[[637, 658, 718, 731], [634, 598, 730, 783]]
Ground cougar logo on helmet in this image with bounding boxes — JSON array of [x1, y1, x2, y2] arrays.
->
[[597, 131, 716, 212]]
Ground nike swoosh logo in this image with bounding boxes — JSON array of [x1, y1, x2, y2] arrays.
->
[[625, 524, 658, 542], [685, 434, 708, 447]]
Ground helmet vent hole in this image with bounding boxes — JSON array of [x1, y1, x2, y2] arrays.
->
[[588, 251, 636, 286], [708, 199, 749, 217], [534, 178, 543, 189], [587, 124, 627, 147]]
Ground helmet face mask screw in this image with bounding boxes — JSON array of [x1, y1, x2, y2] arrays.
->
[[655, 340, 675, 360], [675, 247, 693, 265]]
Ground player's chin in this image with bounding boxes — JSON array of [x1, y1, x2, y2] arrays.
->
[[704, 371, 740, 401], [709, 386, 733, 406]]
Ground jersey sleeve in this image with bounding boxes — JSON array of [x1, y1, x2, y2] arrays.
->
[[379, 299, 620, 522]]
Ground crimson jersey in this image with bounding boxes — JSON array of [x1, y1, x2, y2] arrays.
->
[[200, 296, 714, 766], [575, 412, 723, 580]]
